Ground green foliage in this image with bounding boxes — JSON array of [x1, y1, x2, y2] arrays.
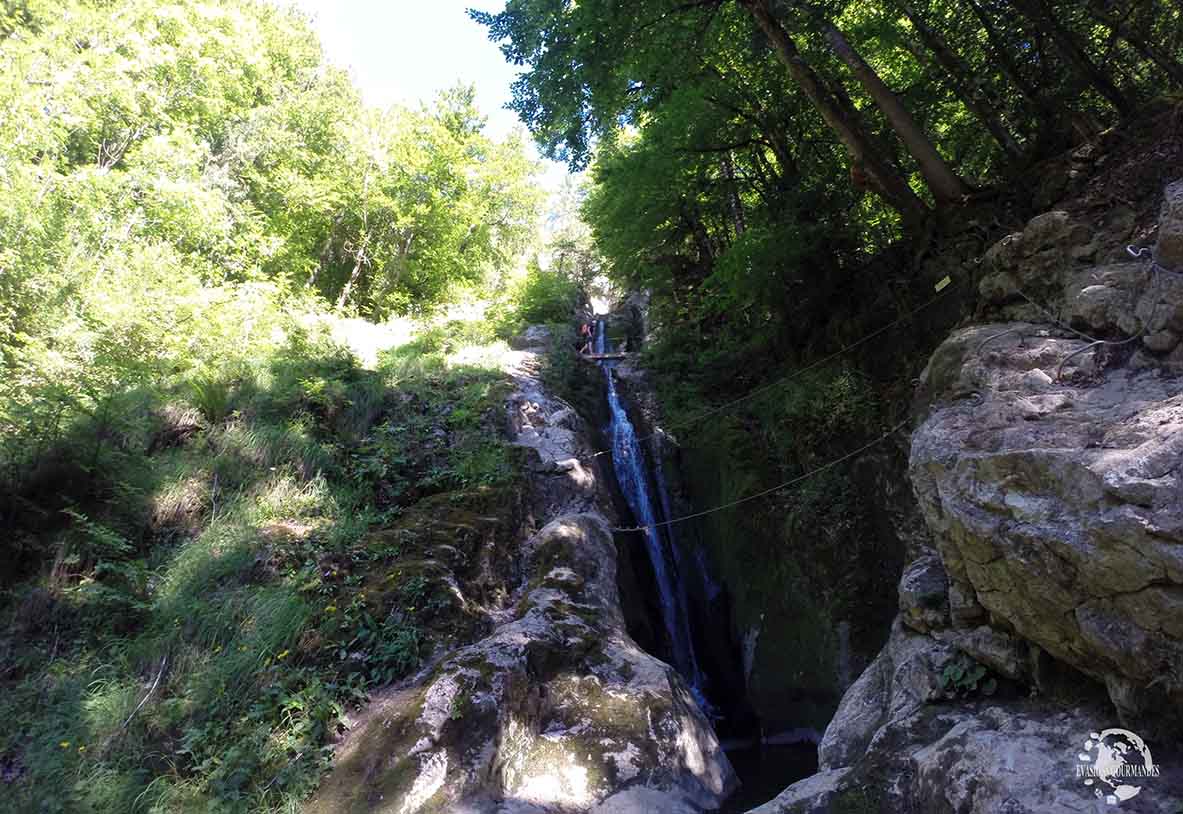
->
[[0, 308, 519, 813], [832, 782, 885, 814], [938, 653, 999, 699], [510, 259, 583, 325], [190, 374, 233, 425], [341, 607, 423, 686], [492, 258, 583, 338], [0, 0, 540, 809], [538, 324, 597, 410], [766, 368, 880, 462], [477, 0, 1183, 410], [0, 0, 540, 544]]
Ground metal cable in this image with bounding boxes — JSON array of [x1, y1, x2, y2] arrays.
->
[[999, 245, 1177, 379], [611, 418, 909, 533], [586, 275, 966, 460], [606, 248, 1182, 533]]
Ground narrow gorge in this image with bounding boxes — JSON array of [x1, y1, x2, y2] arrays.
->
[[310, 171, 1183, 813], [5, 3, 1183, 813]]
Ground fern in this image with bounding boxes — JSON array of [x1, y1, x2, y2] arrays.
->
[[190, 375, 232, 424]]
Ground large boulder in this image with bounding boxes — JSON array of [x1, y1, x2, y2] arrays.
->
[[755, 183, 1183, 814], [979, 182, 1183, 356], [751, 620, 1183, 814], [308, 333, 736, 814], [979, 211, 1097, 303], [909, 321, 1183, 735]]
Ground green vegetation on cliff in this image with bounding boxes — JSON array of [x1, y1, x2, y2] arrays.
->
[[1, 0, 540, 531], [0, 310, 529, 812]]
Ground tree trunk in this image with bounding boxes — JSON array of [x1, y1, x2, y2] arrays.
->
[[962, 0, 1049, 114], [336, 249, 365, 310], [822, 21, 970, 203], [683, 204, 715, 264], [894, 0, 1025, 158], [738, 0, 928, 226], [721, 151, 746, 236], [961, 0, 1099, 140], [1011, 0, 1135, 116], [1084, 0, 1183, 85]]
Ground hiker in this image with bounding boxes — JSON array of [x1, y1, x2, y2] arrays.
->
[[579, 321, 592, 354]]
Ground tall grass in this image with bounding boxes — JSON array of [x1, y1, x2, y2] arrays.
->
[[0, 311, 523, 813]]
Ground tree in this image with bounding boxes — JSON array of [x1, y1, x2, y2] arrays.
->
[[818, 18, 970, 203], [1009, 0, 1134, 117], [736, 0, 929, 222], [1, 0, 542, 489], [959, 0, 1101, 141], [891, 0, 1024, 158], [1082, 0, 1183, 87], [476, 0, 931, 224]]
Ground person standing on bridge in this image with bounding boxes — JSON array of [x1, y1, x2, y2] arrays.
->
[[578, 321, 592, 354]]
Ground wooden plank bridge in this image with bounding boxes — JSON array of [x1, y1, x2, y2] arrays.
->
[[580, 352, 629, 361]]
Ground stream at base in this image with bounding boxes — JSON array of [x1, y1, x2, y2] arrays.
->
[[592, 318, 818, 810], [715, 744, 818, 812]]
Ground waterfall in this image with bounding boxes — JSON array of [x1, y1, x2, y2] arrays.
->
[[594, 320, 709, 707]]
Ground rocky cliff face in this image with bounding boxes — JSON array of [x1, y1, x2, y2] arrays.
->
[[308, 326, 736, 814], [750, 185, 1183, 813]]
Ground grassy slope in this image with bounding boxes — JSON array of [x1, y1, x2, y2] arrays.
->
[[0, 314, 526, 813]]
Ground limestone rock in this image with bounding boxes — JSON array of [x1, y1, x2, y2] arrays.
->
[[1021, 211, 1092, 259], [983, 233, 1022, 277], [1144, 329, 1180, 353], [746, 769, 851, 814], [1136, 263, 1183, 339], [898, 554, 949, 634], [752, 622, 1183, 814], [978, 212, 1145, 330], [308, 329, 736, 814], [1155, 179, 1183, 272], [817, 620, 953, 772], [910, 323, 1183, 736], [510, 325, 555, 351], [933, 625, 1027, 682], [1063, 262, 1147, 335], [906, 706, 1134, 814]]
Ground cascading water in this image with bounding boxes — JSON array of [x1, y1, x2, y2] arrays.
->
[[594, 320, 709, 706], [591, 316, 819, 812]]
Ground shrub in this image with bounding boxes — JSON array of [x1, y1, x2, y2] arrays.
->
[[939, 653, 998, 699], [492, 258, 582, 337]]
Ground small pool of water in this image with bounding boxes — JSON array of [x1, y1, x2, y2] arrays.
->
[[716, 743, 818, 812]]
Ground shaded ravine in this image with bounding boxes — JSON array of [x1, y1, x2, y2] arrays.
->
[[590, 316, 822, 812], [594, 319, 711, 708]]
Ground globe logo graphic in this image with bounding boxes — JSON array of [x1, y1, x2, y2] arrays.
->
[[1076, 729, 1160, 805]]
